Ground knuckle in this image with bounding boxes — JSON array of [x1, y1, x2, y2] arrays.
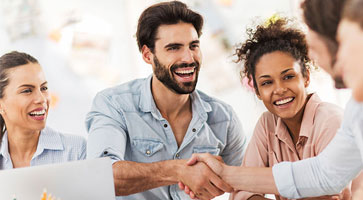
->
[[214, 180, 223, 188], [216, 190, 224, 196]]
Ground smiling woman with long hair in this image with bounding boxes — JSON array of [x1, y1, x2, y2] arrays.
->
[[0, 51, 86, 169]]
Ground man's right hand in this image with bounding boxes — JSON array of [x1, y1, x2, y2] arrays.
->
[[177, 158, 233, 200]]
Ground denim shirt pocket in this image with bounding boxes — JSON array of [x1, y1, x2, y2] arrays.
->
[[192, 146, 220, 155], [132, 138, 164, 157]]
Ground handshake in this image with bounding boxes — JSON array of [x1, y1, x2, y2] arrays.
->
[[176, 153, 352, 200], [177, 153, 230, 200]]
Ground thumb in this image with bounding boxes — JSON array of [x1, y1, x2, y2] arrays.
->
[[186, 154, 200, 165]]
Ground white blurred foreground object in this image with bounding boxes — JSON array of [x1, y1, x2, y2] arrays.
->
[[0, 157, 115, 200]]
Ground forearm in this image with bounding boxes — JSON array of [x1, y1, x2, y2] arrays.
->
[[112, 159, 186, 196], [290, 134, 362, 197], [221, 166, 279, 195]]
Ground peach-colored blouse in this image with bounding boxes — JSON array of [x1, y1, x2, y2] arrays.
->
[[232, 93, 343, 200]]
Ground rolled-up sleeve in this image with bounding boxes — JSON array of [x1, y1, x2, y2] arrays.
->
[[85, 92, 128, 164], [272, 112, 363, 199], [221, 107, 247, 167]]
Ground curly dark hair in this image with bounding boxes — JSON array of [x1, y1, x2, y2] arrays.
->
[[235, 18, 310, 94]]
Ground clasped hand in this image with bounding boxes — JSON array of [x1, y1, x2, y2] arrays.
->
[[178, 153, 230, 200]]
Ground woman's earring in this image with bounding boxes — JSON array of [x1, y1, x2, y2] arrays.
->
[[0, 109, 4, 114]]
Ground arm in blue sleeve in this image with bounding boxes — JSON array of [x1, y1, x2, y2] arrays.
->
[[220, 107, 247, 166], [273, 100, 363, 199], [85, 92, 128, 164]]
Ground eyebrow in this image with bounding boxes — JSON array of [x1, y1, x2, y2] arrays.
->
[[164, 43, 183, 49], [258, 68, 294, 79], [190, 40, 200, 45], [281, 68, 293, 75], [18, 81, 48, 88], [164, 40, 200, 49]]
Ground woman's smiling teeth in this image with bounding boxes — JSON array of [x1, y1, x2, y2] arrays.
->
[[274, 97, 294, 106], [29, 109, 46, 116]]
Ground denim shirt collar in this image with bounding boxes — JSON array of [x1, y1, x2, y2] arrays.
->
[[139, 75, 212, 121], [0, 127, 64, 162]]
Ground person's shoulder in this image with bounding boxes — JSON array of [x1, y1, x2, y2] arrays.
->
[[97, 77, 147, 98], [196, 90, 236, 121], [256, 111, 277, 130], [314, 100, 344, 121], [92, 77, 149, 111], [197, 90, 233, 111], [344, 97, 363, 114], [44, 127, 86, 149]]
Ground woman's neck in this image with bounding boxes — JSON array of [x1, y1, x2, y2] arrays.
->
[[281, 94, 311, 145], [7, 127, 40, 168]]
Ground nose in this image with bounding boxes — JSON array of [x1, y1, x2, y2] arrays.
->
[[273, 81, 287, 95], [34, 90, 48, 105], [180, 48, 195, 63]]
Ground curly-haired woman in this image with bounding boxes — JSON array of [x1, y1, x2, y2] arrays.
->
[[230, 18, 350, 200]]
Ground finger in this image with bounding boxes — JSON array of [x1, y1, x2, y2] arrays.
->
[[192, 187, 214, 200], [331, 195, 340, 200], [187, 154, 199, 165], [197, 189, 214, 200], [190, 191, 196, 199], [194, 154, 223, 175], [209, 172, 233, 193], [316, 195, 339, 200], [199, 177, 225, 198], [187, 153, 212, 165], [178, 182, 185, 190], [214, 155, 223, 162], [185, 185, 191, 194]]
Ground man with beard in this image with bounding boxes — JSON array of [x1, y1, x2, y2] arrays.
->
[[85, 1, 247, 200]]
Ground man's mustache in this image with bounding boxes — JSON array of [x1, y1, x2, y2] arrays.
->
[[171, 62, 199, 71]]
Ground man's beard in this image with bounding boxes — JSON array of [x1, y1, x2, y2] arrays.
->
[[333, 76, 346, 89], [153, 56, 200, 94]]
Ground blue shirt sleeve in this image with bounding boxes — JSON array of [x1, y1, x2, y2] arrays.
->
[[272, 99, 363, 199], [78, 137, 87, 160], [220, 107, 247, 166], [85, 92, 128, 164]]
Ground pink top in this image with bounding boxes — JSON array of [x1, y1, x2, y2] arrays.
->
[[232, 93, 343, 200]]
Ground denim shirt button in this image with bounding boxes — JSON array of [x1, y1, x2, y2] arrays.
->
[[164, 124, 168, 128], [175, 153, 180, 159], [192, 128, 196, 132], [146, 150, 151, 155], [103, 151, 108, 155]]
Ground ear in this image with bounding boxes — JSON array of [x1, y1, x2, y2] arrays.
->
[[256, 91, 262, 100], [142, 45, 153, 64], [304, 69, 311, 88]]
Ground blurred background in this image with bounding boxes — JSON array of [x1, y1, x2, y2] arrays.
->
[[0, 0, 352, 199]]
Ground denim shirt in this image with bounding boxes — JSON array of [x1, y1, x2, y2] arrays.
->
[[0, 126, 86, 169], [86, 75, 247, 200]]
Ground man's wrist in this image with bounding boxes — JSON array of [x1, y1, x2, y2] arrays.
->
[[168, 159, 187, 182]]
